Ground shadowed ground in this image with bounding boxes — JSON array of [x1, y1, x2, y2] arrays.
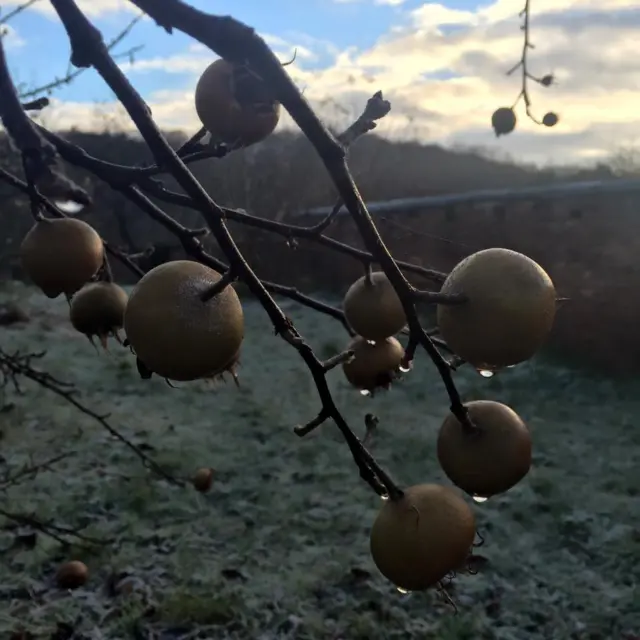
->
[[0, 282, 638, 639]]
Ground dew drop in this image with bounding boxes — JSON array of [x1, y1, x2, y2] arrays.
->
[[53, 199, 85, 214], [477, 369, 494, 378], [472, 495, 489, 503], [359, 389, 371, 397], [399, 362, 412, 373], [380, 493, 390, 501], [396, 586, 411, 594]]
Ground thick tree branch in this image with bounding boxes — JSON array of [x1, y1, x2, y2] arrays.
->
[[123, 0, 473, 429], [48, 0, 402, 499]]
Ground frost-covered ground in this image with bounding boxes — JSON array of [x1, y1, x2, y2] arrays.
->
[[0, 281, 638, 640]]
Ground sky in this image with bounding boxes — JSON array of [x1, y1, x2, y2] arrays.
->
[[2, 0, 640, 167]]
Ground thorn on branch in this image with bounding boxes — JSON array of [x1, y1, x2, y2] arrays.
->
[[363, 413, 379, 446], [294, 410, 330, 437]]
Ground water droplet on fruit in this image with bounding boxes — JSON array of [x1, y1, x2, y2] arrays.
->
[[399, 361, 412, 373], [472, 495, 489, 503], [396, 586, 411, 594], [53, 199, 85, 215], [477, 369, 494, 378], [359, 389, 371, 397]]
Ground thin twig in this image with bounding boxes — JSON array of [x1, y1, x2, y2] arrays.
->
[[0, 347, 183, 486]]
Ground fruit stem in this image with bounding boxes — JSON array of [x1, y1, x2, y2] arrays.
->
[[100, 253, 114, 282], [321, 349, 355, 372], [364, 262, 373, 285], [200, 269, 236, 302], [457, 405, 478, 434]]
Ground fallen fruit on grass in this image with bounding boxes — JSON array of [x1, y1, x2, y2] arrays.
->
[[56, 560, 88, 589], [343, 271, 406, 340], [437, 400, 532, 498], [123, 260, 244, 382], [369, 483, 476, 591], [20, 218, 104, 298], [436, 248, 556, 369], [195, 58, 281, 147], [342, 335, 404, 392], [69, 281, 128, 349], [192, 467, 214, 493]]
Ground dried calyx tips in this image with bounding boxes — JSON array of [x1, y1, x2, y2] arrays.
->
[[69, 281, 128, 350]]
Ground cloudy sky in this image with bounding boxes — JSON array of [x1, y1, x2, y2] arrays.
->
[[2, 0, 639, 166]]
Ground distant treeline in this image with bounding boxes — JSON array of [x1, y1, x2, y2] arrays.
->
[[1, 128, 636, 373]]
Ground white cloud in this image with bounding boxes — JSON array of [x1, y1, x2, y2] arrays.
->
[[118, 31, 320, 76], [8, 0, 137, 18], [334, 0, 407, 4], [16, 0, 640, 166]]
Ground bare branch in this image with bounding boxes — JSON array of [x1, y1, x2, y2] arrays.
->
[[120, 0, 472, 429], [0, 346, 183, 486], [48, 0, 402, 498]]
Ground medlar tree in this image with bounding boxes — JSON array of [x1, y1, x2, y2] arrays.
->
[[0, 0, 561, 604]]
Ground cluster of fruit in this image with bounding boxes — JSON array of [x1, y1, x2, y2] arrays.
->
[[18, 58, 559, 595], [19, 209, 558, 593], [20, 217, 244, 384], [340, 249, 557, 591]]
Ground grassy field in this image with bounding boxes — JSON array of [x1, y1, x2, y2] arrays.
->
[[0, 281, 638, 640]]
